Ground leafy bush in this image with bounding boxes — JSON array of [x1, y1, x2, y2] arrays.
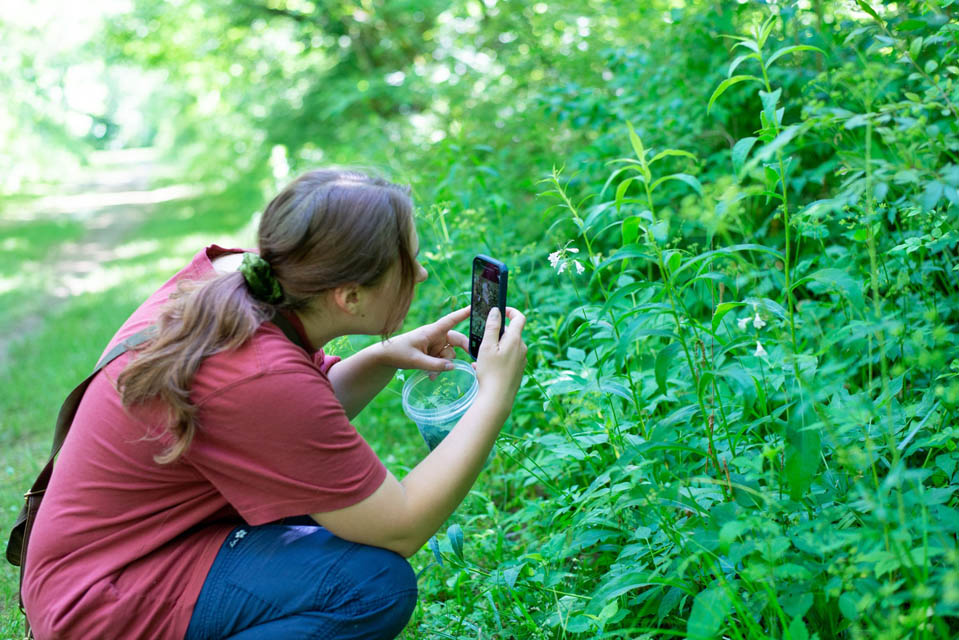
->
[[4, 1, 957, 638]]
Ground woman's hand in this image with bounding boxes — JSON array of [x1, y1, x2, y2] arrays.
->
[[380, 306, 471, 372], [474, 307, 527, 417]]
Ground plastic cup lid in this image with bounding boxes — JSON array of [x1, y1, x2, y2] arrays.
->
[[402, 360, 477, 416]]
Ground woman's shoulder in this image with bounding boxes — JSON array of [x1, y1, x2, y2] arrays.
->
[[191, 322, 325, 401]]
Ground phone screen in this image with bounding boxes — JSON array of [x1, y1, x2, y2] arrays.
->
[[469, 256, 507, 359]]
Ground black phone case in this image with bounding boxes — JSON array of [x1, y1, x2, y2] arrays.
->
[[469, 254, 508, 359]]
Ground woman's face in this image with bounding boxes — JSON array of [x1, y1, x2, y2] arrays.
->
[[364, 221, 427, 334]]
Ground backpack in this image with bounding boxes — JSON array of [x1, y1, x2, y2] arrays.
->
[[5, 329, 153, 638], [5, 312, 309, 637]]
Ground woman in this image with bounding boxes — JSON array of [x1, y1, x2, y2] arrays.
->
[[21, 168, 527, 639]]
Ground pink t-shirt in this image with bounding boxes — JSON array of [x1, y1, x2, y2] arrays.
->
[[22, 246, 388, 640]]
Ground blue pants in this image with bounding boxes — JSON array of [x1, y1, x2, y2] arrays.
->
[[185, 520, 417, 640]]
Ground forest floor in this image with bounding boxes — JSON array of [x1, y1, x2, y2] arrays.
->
[[0, 148, 197, 365]]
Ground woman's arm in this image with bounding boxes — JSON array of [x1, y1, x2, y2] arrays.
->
[[326, 307, 470, 419], [324, 343, 398, 420], [311, 307, 527, 557]]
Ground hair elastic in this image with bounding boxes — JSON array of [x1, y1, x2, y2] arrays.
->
[[238, 252, 284, 305]]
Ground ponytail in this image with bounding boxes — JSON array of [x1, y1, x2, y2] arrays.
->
[[118, 167, 417, 463], [117, 272, 273, 463]]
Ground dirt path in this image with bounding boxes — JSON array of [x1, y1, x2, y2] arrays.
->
[[0, 148, 196, 366]]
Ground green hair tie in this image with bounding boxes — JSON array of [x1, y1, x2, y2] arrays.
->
[[238, 252, 284, 305]]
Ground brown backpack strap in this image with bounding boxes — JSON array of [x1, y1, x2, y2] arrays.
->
[[271, 311, 309, 353], [5, 328, 155, 634]]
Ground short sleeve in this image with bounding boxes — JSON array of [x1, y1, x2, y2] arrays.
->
[[314, 349, 341, 375], [184, 367, 386, 525]]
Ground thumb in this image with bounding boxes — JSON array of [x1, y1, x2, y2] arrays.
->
[[482, 307, 502, 350]]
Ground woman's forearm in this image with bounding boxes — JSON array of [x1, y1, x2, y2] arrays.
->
[[309, 386, 509, 558], [392, 388, 509, 550], [326, 343, 395, 419]]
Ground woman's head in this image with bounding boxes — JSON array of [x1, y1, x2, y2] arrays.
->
[[120, 168, 423, 463], [259, 169, 420, 334]]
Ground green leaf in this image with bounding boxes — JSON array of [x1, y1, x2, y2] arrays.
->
[[502, 563, 523, 590], [897, 18, 925, 31], [786, 399, 822, 501], [781, 592, 814, 618], [757, 14, 778, 48], [626, 122, 648, 165], [672, 243, 784, 281], [732, 137, 759, 176], [728, 52, 758, 77], [621, 215, 643, 246], [788, 617, 810, 640], [854, 0, 881, 22], [588, 572, 682, 615], [428, 536, 444, 566], [910, 36, 923, 61], [666, 250, 682, 275], [759, 88, 782, 129], [793, 268, 865, 309], [598, 243, 656, 270], [655, 343, 681, 397], [615, 177, 636, 213], [650, 148, 698, 165], [687, 586, 732, 640], [745, 124, 804, 172], [657, 587, 684, 622], [707, 75, 762, 114], [651, 173, 703, 196], [448, 524, 464, 560], [651, 220, 669, 245], [839, 592, 859, 620], [922, 181, 944, 211], [766, 45, 826, 68], [712, 302, 745, 333]]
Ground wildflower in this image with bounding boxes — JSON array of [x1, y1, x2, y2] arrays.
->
[[754, 341, 767, 357], [548, 245, 585, 275], [548, 250, 562, 270], [752, 313, 766, 330], [737, 316, 750, 331]]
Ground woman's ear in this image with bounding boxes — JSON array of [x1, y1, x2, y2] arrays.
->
[[331, 283, 364, 316]]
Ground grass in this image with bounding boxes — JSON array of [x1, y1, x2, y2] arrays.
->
[[0, 166, 456, 638]]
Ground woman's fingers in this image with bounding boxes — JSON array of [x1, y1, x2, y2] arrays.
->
[[445, 330, 469, 352], [436, 306, 470, 331], [503, 307, 526, 339]]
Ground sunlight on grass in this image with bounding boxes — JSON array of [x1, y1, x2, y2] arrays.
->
[[17, 184, 202, 220]]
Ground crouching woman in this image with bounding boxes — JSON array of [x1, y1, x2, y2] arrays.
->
[[22, 168, 526, 639]]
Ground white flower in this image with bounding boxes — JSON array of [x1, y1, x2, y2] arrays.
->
[[752, 313, 766, 330], [737, 316, 750, 331], [547, 245, 586, 275], [754, 341, 767, 357]]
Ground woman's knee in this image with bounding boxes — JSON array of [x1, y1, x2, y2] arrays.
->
[[345, 545, 418, 635]]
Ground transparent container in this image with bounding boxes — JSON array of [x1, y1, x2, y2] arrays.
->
[[402, 359, 482, 454]]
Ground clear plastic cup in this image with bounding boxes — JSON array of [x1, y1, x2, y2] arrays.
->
[[402, 359, 480, 452]]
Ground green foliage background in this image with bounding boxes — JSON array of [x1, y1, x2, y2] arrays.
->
[[2, 0, 959, 638]]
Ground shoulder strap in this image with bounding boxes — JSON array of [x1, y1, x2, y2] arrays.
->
[[5, 328, 155, 566], [270, 311, 310, 352]]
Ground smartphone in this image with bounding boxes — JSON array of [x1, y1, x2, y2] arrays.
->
[[469, 255, 508, 359]]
